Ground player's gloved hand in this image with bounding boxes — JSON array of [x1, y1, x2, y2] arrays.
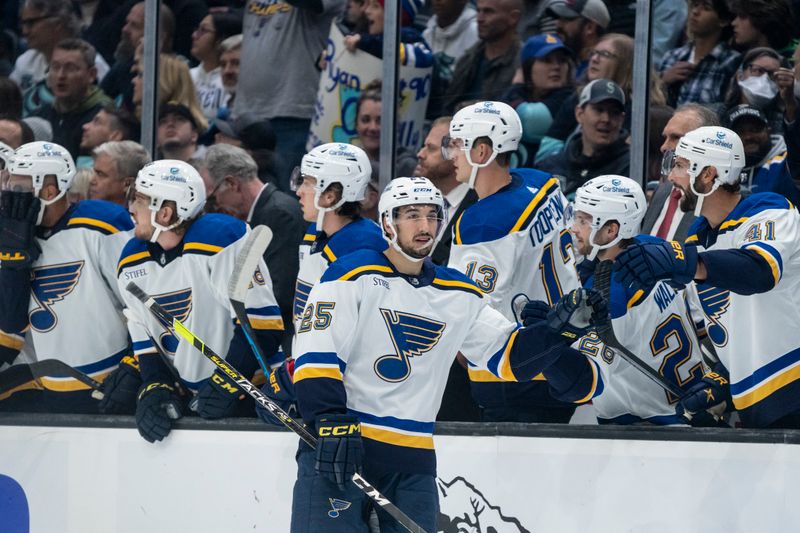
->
[[98, 355, 142, 414], [135, 381, 183, 443], [614, 239, 698, 292], [546, 288, 598, 340], [677, 370, 731, 422], [0, 191, 41, 270], [315, 414, 363, 490], [256, 360, 297, 426], [520, 299, 550, 327], [195, 370, 242, 419], [587, 289, 611, 332]]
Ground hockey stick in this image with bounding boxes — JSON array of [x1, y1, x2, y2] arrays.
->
[[592, 260, 685, 398], [126, 281, 428, 533], [228, 225, 275, 376], [0, 359, 104, 398]]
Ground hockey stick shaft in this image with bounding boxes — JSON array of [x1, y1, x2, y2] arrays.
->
[[126, 281, 427, 533], [592, 261, 685, 398], [228, 225, 275, 376], [0, 359, 104, 397]]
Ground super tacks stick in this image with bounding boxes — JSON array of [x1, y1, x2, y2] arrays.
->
[[126, 281, 427, 533]]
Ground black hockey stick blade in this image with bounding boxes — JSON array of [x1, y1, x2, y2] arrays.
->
[[0, 359, 104, 398], [593, 260, 685, 398], [126, 281, 428, 533], [228, 225, 275, 375]]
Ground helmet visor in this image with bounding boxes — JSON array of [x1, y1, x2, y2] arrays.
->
[[441, 136, 465, 161]]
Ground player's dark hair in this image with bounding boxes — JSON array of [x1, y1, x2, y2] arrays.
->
[[721, 182, 741, 194], [324, 182, 362, 220], [473, 135, 512, 167], [728, 0, 794, 51]]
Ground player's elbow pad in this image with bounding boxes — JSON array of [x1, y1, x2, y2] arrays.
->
[[542, 349, 602, 403]]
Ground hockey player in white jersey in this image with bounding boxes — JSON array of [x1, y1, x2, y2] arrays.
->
[[569, 175, 710, 424], [255, 143, 385, 424], [443, 100, 581, 423], [290, 177, 605, 532], [115, 160, 284, 442], [615, 126, 800, 428], [0, 141, 133, 412]]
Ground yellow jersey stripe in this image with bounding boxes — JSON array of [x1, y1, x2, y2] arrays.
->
[[733, 364, 800, 410], [468, 367, 545, 382], [362, 426, 434, 450], [0, 331, 24, 351], [339, 264, 393, 281], [303, 233, 316, 242], [720, 216, 749, 231], [574, 360, 599, 404], [686, 235, 699, 243], [39, 370, 113, 392], [498, 329, 520, 382], [183, 242, 224, 254], [118, 251, 151, 272], [454, 213, 464, 245], [67, 217, 119, 234], [248, 318, 285, 331], [0, 379, 43, 400], [432, 278, 483, 296], [293, 366, 343, 382], [626, 289, 645, 309], [747, 245, 781, 285], [510, 177, 559, 234], [323, 245, 337, 262]]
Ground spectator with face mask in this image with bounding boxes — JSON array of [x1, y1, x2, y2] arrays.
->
[[722, 47, 789, 134], [726, 104, 800, 205]]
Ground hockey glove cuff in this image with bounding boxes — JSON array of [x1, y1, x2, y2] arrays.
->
[[614, 240, 698, 291], [315, 414, 363, 490], [256, 360, 297, 426], [677, 370, 731, 422]]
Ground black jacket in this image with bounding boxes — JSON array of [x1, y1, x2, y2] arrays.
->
[[537, 133, 630, 197], [32, 86, 111, 160], [248, 183, 305, 353]]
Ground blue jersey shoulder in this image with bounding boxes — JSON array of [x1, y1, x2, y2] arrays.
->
[[117, 238, 151, 275], [320, 248, 391, 283], [431, 264, 484, 298], [729, 192, 792, 219], [455, 170, 561, 245], [325, 218, 387, 261], [68, 200, 133, 234], [183, 213, 247, 251]]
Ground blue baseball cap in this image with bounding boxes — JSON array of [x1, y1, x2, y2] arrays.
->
[[521, 33, 573, 62]]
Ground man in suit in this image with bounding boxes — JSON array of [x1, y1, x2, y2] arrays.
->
[[415, 116, 479, 266], [200, 144, 305, 353], [641, 103, 721, 242], [414, 115, 480, 422]]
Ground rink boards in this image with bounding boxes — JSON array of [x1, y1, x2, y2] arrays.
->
[[1, 415, 799, 533]]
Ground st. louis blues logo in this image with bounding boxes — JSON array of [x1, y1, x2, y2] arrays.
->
[[328, 498, 351, 518], [29, 261, 85, 332], [293, 279, 313, 323], [697, 284, 730, 347], [152, 289, 192, 354], [374, 309, 446, 382]]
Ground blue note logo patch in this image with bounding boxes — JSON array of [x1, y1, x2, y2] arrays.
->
[[697, 285, 730, 347], [152, 289, 192, 354], [29, 261, 85, 332], [327, 498, 351, 518], [374, 309, 446, 382]]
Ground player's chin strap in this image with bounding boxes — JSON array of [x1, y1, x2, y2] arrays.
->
[[464, 147, 497, 189], [35, 188, 68, 225], [148, 210, 183, 243], [382, 212, 443, 264], [586, 227, 623, 261], [313, 190, 346, 233], [689, 168, 721, 217]]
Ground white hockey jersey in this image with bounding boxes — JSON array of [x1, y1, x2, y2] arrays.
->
[[293, 249, 535, 475], [685, 193, 800, 427], [448, 168, 579, 390], [1, 201, 133, 397], [578, 240, 708, 424], [117, 214, 283, 388]]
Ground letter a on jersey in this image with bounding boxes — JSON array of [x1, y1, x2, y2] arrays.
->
[[374, 309, 446, 383]]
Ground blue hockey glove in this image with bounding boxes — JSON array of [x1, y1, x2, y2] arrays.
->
[[315, 414, 363, 490], [546, 288, 599, 340], [136, 381, 183, 443], [256, 361, 297, 426], [520, 299, 550, 327], [0, 191, 41, 270], [195, 370, 242, 419], [99, 355, 141, 414], [614, 240, 698, 292], [677, 370, 730, 422]]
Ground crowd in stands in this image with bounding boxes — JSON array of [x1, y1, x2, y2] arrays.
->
[[1, 0, 800, 429]]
